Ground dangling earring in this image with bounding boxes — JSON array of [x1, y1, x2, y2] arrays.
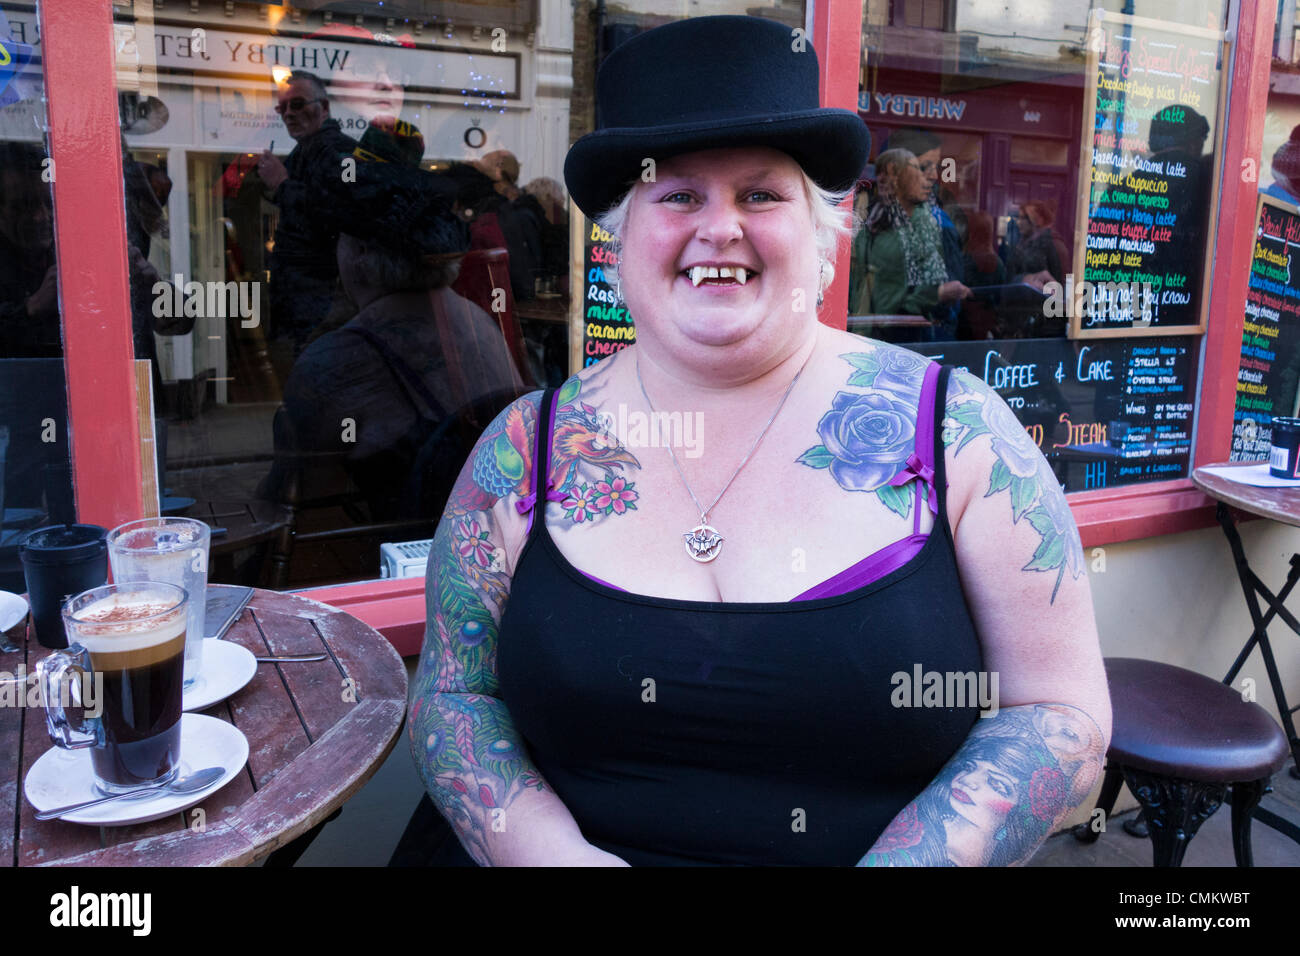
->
[[816, 260, 826, 307], [615, 272, 623, 303]]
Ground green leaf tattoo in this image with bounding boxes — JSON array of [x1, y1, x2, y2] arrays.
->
[[945, 369, 1085, 602]]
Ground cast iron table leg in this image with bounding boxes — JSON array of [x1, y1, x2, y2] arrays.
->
[[1216, 503, 1300, 773], [1121, 767, 1226, 867]]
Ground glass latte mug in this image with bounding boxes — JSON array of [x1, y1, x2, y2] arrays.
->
[[38, 583, 188, 794]]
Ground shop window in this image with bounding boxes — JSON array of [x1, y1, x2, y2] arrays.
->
[[851, 0, 1229, 494], [0, 2, 75, 593], [105, 0, 803, 590]]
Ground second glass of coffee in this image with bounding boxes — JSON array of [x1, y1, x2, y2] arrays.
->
[[39, 582, 188, 794]]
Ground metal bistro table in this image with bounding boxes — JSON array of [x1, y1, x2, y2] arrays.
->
[[1, 587, 406, 866], [1192, 461, 1300, 843]]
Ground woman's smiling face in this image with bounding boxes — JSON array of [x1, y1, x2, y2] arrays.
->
[[617, 147, 820, 356]]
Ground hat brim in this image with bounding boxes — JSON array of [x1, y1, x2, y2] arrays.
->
[[564, 108, 869, 221]]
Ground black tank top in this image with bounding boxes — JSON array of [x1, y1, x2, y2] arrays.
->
[[497, 364, 984, 865]]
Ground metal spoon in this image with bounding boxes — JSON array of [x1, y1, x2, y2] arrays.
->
[[256, 654, 326, 663], [35, 766, 226, 820]]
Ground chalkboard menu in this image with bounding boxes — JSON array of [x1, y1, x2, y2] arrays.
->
[[568, 201, 635, 373], [1070, 11, 1224, 338], [1229, 194, 1300, 460], [903, 337, 1200, 492]]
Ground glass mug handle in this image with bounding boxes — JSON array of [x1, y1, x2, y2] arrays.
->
[[36, 645, 100, 749]]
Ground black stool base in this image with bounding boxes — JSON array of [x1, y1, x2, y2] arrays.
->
[[1074, 762, 1270, 866]]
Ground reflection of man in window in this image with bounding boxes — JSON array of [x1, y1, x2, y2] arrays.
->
[[0, 142, 59, 357], [257, 71, 359, 361], [448, 150, 546, 303], [274, 225, 525, 522]]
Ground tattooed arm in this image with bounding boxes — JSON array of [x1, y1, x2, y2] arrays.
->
[[860, 368, 1111, 866], [407, 391, 628, 866]]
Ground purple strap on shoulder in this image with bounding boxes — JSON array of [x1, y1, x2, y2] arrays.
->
[[885, 362, 941, 516], [521, 390, 563, 535]]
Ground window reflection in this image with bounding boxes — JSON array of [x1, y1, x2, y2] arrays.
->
[[112, 1, 799, 588], [0, 5, 75, 593]]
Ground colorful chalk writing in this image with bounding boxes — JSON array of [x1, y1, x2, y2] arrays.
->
[[581, 219, 635, 366], [1229, 197, 1300, 461], [908, 337, 1197, 491], [1077, 13, 1221, 331]]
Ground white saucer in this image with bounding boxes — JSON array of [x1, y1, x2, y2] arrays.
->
[[183, 639, 258, 712], [0, 590, 27, 632], [25, 712, 249, 825]]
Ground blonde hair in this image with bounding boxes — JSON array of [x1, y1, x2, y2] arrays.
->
[[595, 165, 856, 306]]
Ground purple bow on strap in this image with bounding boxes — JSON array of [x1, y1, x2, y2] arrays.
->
[[887, 452, 938, 515], [514, 482, 568, 515]]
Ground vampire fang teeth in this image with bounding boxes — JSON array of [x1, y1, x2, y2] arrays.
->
[[687, 266, 752, 286]]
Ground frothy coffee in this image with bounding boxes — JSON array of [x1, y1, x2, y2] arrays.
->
[[74, 594, 186, 670]]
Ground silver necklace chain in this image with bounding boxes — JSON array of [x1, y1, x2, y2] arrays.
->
[[634, 348, 812, 562]]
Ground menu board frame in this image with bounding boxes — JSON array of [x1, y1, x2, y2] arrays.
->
[[1069, 9, 1227, 340], [1228, 191, 1300, 460], [568, 198, 583, 375]]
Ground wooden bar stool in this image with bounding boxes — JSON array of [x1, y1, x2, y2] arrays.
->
[[1073, 657, 1290, 866]]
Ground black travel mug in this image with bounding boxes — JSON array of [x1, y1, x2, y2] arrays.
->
[[18, 524, 109, 649], [1270, 417, 1300, 480]]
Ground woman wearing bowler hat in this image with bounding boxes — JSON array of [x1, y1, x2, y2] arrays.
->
[[407, 15, 1109, 866]]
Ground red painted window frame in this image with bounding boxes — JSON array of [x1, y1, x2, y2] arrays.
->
[[40, 0, 1273, 651]]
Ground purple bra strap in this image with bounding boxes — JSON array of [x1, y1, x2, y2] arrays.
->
[[515, 389, 565, 536], [885, 362, 941, 522]]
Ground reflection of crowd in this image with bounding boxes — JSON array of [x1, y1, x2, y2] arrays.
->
[[851, 124, 1080, 341], [852, 113, 1217, 340]]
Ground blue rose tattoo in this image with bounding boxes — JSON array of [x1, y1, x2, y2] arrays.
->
[[805, 391, 916, 492], [797, 350, 928, 519]]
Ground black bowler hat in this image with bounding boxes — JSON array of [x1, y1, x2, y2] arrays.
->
[[564, 15, 870, 220]]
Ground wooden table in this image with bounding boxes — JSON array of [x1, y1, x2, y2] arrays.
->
[[1, 587, 407, 866], [1192, 461, 1300, 843]]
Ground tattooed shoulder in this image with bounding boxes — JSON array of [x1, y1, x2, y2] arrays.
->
[[942, 368, 1085, 603], [796, 343, 931, 520], [546, 360, 643, 529]]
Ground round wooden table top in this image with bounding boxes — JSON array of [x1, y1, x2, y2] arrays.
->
[[1192, 461, 1300, 530], [2, 587, 408, 866]]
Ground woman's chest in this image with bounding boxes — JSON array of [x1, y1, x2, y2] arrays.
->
[[540, 437, 935, 603]]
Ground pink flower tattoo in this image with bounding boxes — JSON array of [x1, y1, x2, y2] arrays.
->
[[594, 475, 638, 514], [562, 483, 601, 523], [454, 517, 494, 568]]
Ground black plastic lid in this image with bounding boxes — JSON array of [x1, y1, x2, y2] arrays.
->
[[18, 524, 108, 565]]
